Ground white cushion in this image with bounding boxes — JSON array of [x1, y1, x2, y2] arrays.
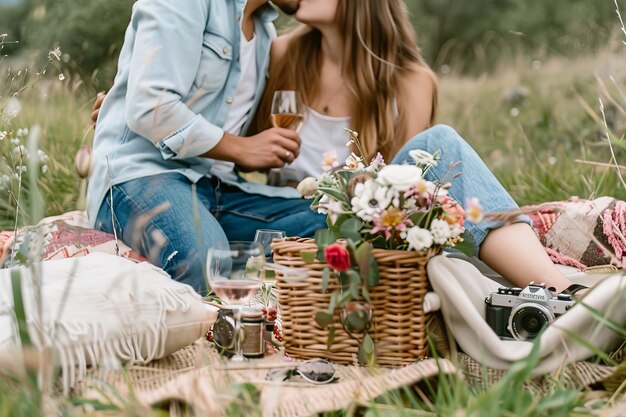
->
[[428, 254, 626, 374], [0, 253, 217, 391]]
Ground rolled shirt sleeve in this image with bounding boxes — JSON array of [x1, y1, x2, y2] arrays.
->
[[124, 0, 224, 159]]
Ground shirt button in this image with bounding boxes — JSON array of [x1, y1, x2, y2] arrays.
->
[[222, 46, 229, 54], [226, 97, 234, 104], [236, 14, 241, 21]]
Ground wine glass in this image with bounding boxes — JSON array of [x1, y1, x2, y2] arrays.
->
[[207, 242, 264, 362], [270, 91, 303, 186], [271, 90, 304, 131], [254, 229, 286, 262]]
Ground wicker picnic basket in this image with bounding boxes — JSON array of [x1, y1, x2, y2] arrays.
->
[[271, 237, 442, 367]]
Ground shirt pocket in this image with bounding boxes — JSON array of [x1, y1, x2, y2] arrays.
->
[[193, 32, 233, 93]]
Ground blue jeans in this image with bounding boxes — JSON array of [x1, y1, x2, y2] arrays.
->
[[392, 124, 530, 255], [95, 173, 326, 294]]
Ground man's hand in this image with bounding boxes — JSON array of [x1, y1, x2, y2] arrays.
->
[[205, 128, 301, 171], [91, 92, 106, 125]]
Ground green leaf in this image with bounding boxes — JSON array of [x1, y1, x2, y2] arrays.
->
[[453, 231, 476, 257], [335, 169, 357, 185], [317, 187, 349, 204], [321, 266, 331, 293], [355, 241, 373, 281], [315, 228, 337, 248], [342, 310, 370, 333], [11, 270, 31, 347], [367, 258, 380, 287], [577, 300, 626, 338], [327, 214, 347, 235], [315, 311, 334, 329], [326, 325, 336, 350], [328, 293, 338, 314], [338, 271, 350, 288], [358, 334, 376, 366], [340, 218, 363, 242], [338, 290, 353, 305], [300, 250, 316, 264], [362, 284, 372, 304], [346, 269, 361, 298], [409, 211, 428, 227]]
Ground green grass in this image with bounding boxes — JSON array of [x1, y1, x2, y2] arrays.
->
[[1, 41, 625, 417], [437, 45, 626, 204]]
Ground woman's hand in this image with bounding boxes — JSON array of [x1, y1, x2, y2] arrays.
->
[[91, 92, 106, 125]]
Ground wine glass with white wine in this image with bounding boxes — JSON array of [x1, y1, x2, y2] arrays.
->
[[269, 91, 303, 186], [271, 90, 304, 131]]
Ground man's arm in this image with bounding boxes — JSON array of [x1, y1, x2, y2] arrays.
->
[[124, 0, 222, 159]]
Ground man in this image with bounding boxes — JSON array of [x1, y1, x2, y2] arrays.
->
[[87, 0, 325, 294]]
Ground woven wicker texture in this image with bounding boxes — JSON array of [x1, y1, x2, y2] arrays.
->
[[271, 237, 441, 366], [75, 342, 624, 416], [458, 352, 624, 393], [76, 340, 458, 417]]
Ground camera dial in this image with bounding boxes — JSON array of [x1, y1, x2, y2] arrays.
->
[[486, 283, 575, 341]]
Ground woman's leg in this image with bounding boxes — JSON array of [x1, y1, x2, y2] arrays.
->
[[392, 125, 572, 293], [95, 173, 228, 294]]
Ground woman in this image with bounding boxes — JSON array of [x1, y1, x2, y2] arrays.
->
[[253, 0, 585, 296]]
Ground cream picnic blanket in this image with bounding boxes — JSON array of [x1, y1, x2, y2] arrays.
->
[[428, 253, 625, 375]]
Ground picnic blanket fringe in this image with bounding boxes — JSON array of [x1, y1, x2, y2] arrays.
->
[[14, 282, 194, 394], [525, 197, 626, 271], [72, 341, 625, 416]]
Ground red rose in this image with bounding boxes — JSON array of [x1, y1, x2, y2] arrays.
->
[[324, 243, 351, 272]]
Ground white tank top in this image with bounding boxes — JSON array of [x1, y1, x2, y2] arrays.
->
[[290, 108, 351, 181]]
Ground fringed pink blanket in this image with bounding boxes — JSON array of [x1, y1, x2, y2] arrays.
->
[[523, 196, 625, 271]]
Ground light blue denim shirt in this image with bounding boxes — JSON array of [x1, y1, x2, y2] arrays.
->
[[87, 0, 300, 225]]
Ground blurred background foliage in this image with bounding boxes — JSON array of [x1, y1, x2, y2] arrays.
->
[[406, 0, 618, 73], [0, 0, 621, 91], [0, 0, 625, 226]]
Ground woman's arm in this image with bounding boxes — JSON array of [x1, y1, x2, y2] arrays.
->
[[395, 64, 438, 144]]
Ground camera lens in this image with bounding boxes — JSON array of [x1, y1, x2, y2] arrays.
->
[[508, 303, 553, 341], [213, 311, 236, 350]]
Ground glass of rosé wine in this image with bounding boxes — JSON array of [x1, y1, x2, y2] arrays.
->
[[207, 242, 264, 362]]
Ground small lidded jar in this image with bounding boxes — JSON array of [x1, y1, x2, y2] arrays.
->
[[241, 309, 265, 359]]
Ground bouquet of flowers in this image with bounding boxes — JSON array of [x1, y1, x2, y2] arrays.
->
[[296, 129, 480, 363]]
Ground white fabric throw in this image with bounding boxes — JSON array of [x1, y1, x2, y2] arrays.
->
[[0, 253, 217, 392], [427, 254, 625, 375]]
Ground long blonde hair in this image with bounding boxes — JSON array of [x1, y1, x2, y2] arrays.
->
[[252, 0, 437, 161]]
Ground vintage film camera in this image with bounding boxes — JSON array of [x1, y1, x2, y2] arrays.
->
[[485, 283, 575, 341]]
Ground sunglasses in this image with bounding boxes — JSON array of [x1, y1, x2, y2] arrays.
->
[[265, 359, 337, 385]]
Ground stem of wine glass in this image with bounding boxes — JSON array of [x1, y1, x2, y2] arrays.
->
[[231, 306, 246, 362]]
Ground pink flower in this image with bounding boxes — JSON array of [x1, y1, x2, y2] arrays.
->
[[443, 200, 466, 228], [371, 208, 413, 240], [75, 144, 93, 179], [322, 150, 340, 171], [465, 197, 484, 224]]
